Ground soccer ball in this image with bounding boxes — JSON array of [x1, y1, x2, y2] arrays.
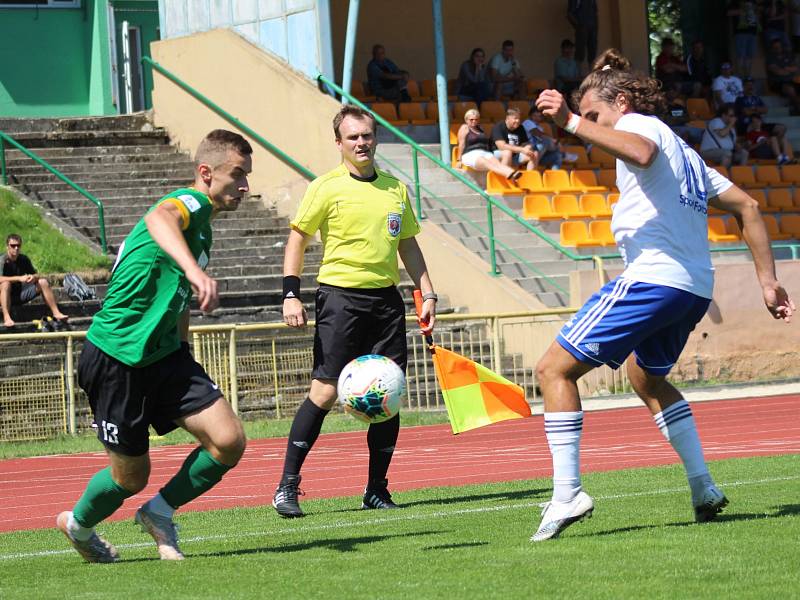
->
[[337, 355, 405, 424]]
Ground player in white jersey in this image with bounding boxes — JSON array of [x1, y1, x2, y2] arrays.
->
[[530, 49, 794, 542]]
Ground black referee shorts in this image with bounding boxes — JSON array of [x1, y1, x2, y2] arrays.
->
[[78, 339, 223, 456], [312, 284, 407, 380]]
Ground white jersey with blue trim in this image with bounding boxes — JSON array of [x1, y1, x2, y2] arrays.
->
[[611, 113, 733, 299]]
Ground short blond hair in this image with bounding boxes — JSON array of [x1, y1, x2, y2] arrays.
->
[[463, 109, 480, 123]]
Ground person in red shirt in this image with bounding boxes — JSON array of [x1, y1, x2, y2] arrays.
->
[[746, 114, 795, 163]]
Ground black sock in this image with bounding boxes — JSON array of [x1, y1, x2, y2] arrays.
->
[[281, 397, 329, 484], [367, 413, 400, 487]]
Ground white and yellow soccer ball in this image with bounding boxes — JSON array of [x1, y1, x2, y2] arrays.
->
[[337, 355, 405, 424]]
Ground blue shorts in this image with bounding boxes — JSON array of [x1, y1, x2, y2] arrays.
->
[[557, 278, 711, 376]]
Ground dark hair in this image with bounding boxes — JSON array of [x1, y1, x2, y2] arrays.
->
[[502, 39, 514, 48], [506, 107, 521, 117], [372, 44, 384, 56], [6, 234, 22, 245], [333, 105, 377, 140], [574, 48, 665, 116], [470, 47, 485, 61], [195, 129, 253, 169], [561, 39, 575, 50]]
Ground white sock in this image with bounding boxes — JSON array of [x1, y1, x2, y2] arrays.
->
[[67, 512, 93, 542], [545, 411, 583, 503], [144, 493, 175, 519], [653, 399, 711, 503]]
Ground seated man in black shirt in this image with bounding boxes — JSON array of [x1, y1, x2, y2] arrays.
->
[[1, 233, 68, 328], [492, 107, 537, 171]]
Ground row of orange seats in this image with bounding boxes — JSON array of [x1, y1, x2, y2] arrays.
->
[[487, 169, 617, 195], [715, 164, 800, 189], [352, 78, 553, 104], [709, 215, 800, 241], [710, 188, 800, 214], [524, 193, 619, 220]]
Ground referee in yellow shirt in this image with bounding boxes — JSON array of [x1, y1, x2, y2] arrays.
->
[[272, 105, 437, 517]]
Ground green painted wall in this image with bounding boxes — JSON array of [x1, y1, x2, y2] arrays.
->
[[113, 1, 160, 111]]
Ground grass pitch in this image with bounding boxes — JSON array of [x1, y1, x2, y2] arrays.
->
[[0, 454, 797, 599]]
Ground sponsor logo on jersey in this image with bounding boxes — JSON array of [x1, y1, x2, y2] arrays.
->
[[388, 212, 402, 237], [179, 194, 202, 213]]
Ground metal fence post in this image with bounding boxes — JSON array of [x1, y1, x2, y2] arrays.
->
[[65, 335, 76, 435], [272, 338, 281, 419], [228, 328, 239, 415], [486, 201, 499, 275], [0, 136, 7, 185], [491, 316, 501, 374], [412, 146, 424, 220]]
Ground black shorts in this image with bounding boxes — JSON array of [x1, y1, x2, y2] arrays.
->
[[11, 282, 38, 306], [78, 339, 223, 456], [312, 284, 407, 380]]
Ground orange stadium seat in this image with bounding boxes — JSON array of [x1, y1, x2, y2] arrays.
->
[[453, 101, 478, 124], [516, 170, 543, 192], [687, 119, 707, 129], [552, 194, 592, 218], [607, 192, 620, 209], [425, 101, 452, 122], [580, 194, 612, 217], [570, 170, 606, 192], [590, 146, 616, 169], [779, 214, 800, 238], [486, 171, 523, 195], [755, 165, 791, 188], [405, 80, 430, 101], [588, 220, 616, 246], [794, 188, 800, 208], [523, 195, 561, 220], [708, 217, 740, 242], [780, 164, 800, 185], [449, 123, 461, 144], [725, 217, 742, 237], [687, 98, 714, 120], [420, 79, 436, 99], [508, 100, 532, 116], [763, 215, 792, 240], [749, 189, 778, 213], [479, 100, 506, 123], [560, 221, 601, 247], [543, 169, 581, 193], [527, 78, 550, 97], [597, 169, 618, 191], [351, 80, 376, 102], [562, 145, 599, 169], [730, 166, 759, 189], [712, 165, 730, 180], [767, 189, 795, 212], [371, 102, 407, 126], [398, 103, 435, 125]]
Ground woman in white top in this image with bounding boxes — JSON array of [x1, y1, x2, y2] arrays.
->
[[455, 108, 522, 181], [530, 48, 794, 542]]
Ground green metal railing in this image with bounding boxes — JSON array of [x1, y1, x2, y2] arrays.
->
[[142, 57, 316, 181], [0, 132, 107, 253]]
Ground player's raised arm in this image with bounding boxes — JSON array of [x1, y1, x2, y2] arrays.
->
[[144, 201, 219, 313], [709, 185, 794, 322], [282, 227, 312, 328]]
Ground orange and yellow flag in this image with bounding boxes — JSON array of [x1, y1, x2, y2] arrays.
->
[[431, 345, 531, 434]]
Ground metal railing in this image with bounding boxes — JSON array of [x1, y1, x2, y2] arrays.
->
[[0, 132, 107, 253], [0, 309, 595, 442], [141, 57, 316, 181]]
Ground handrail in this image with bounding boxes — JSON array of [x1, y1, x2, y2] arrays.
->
[[0, 132, 107, 253], [142, 57, 316, 181]]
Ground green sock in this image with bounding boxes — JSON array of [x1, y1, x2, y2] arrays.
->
[[160, 447, 232, 509], [72, 467, 134, 528]]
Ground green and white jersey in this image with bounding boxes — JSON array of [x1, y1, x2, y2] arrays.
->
[[87, 188, 213, 367]]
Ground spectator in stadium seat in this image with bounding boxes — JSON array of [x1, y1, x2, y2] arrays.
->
[[655, 37, 693, 96], [532, 47, 793, 543], [727, 0, 760, 77], [567, 0, 598, 67], [554, 39, 582, 97], [523, 107, 564, 169], [492, 107, 537, 171], [765, 38, 800, 113], [664, 87, 704, 145], [0, 233, 68, 329], [686, 40, 712, 99], [366, 44, 411, 103], [712, 62, 744, 108], [700, 103, 749, 167], [488, 40, 526, 99], [455, 108, 522, 180], [746, 114, 795, 163], [457, 47, 493, 104], [735, 76, 769, 134]]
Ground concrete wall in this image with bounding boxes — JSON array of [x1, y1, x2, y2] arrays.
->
[[570, 261, 800, 383], [328, 0, 650, 87], [150, 28, 342, 216]]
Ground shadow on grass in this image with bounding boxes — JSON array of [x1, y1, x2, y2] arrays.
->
[[327, 487, 550, 515], [422, 541, 489, 551]]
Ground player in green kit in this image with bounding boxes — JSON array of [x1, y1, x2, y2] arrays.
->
[[56, 130, 252, 562]]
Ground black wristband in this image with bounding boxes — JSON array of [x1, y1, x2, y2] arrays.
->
[[283, 275, 301, 300]]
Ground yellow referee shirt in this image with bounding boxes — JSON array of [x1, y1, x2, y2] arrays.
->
[[291, 163, 421, 288]]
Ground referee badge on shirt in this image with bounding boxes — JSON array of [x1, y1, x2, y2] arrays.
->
[[387, 212, 402, 237]]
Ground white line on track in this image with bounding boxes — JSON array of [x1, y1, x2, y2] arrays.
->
[[1, 473, 797, 561]]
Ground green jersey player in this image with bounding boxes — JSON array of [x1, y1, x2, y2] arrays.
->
[[57, 129, 252, 562]]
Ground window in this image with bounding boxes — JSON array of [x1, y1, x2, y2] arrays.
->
[[0, 1, 80, 7]]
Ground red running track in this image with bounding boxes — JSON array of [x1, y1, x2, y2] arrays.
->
[[0, 394, 798, 533]]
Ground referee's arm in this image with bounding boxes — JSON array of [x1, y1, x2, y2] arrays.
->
[[398, 237, 436, 334], [283, 227, 312, 328]]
